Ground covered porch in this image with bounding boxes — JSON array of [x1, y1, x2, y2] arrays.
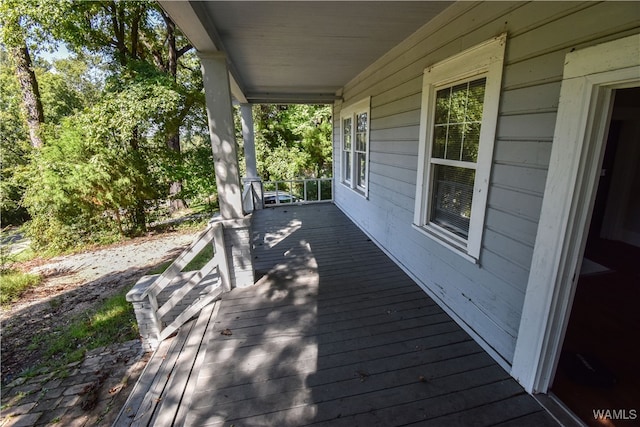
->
[[116, 204, 558, 426]]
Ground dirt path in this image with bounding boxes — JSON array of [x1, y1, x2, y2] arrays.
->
[[1, 229, 199, 385]]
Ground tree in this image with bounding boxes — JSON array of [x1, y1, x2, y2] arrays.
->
[[36, 59, 95, 124], [150, 5, 197, 210], [58, 1, 199, 211], [1, 0, 215, 245], [0, 48, 102, 227], [0, 49, 31, 225], [2, 1, 334, 251], [0, 3, 47, 148], [253, 104, 333, 181], [22, 61, 186, 250]]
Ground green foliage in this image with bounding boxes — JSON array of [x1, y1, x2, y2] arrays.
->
[[21, 62, 190, 251], [183, 244, 214, 272], [161, 139, 218, 209], [433, 78, 485, 163], [253, 104, 333, 181], [0, 50, 31, 225], [0, 50, 101, 228], [2, 0, 333, 254], [5, 246, 36, 264], [22, 121, 121, 252], [0, 0, 73, 49], [1, 0, 211, 251], [35, 58, 98, 124], [0, 269, 42, 305]]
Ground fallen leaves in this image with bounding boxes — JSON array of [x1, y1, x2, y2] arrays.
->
[[355, 370, 369, 382]]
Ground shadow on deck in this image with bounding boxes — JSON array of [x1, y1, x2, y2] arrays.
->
[[115, 204, 559, 426]]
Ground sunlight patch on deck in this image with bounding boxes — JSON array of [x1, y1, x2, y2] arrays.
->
[[264, 218, 302, 248]]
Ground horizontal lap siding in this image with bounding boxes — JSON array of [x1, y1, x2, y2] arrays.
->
[[334, 1, 640, 364]]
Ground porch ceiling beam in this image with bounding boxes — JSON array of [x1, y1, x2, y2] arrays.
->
[[158, 0, 248, 104], [229, 76, 248, 104], [245, 93, 342, 104]]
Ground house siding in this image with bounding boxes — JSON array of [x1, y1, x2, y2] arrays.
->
[[333, 1, 640, 364]]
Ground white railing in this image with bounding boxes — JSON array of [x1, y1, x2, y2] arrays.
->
[[262, 178, 333, 206], [127, 222, 230, 350]]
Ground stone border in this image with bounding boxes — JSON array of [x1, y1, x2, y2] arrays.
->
[[1, 340, 149, 427]]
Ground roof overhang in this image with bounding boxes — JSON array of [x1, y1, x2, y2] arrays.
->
[[159, 1, 452, 104]]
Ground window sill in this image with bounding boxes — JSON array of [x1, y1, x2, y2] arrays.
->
[[411, 223, 478, 264], [341, 181, 369, 200]]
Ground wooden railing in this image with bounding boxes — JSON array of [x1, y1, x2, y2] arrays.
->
[[127, 221, 231, 350], [262, 178, 333, 206]]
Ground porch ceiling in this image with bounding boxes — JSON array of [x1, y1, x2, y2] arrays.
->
[[159, 1, 452, 104]]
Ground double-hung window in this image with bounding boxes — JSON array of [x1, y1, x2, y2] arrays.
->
[[341, 97, 371, 196], [414, 34, 506, 261]]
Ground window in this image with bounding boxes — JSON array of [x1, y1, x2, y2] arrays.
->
[[414, 34, 506, 260], [341, 97, 370, 195], [342, 116, 352, 184]]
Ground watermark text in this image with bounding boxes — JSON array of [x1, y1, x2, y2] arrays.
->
[[593, 409, 637, 420]]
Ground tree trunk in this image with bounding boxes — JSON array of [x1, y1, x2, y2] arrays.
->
[[130, 3, 142, 60], [106, 1, 128, 66], [12, 44, 45, 148], [162, 11, 191, 211], [166, 15, 177, 79], [167, 132, 187, 210], [129, 128, 147, 232], [132, 200, 147, 233]]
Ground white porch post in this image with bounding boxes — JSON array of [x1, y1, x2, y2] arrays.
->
[[199, 52, 243, 220], [240, 103, 263, 209], [199, 52, 255, 288], [240, 103, 258, 179]]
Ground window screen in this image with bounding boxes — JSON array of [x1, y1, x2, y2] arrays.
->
[[431, 165, 475, 238], [341, 98, 370, 194], [428, 78, 486, 238], [355, 112, 368, 188], [343, 117, 352, 183]]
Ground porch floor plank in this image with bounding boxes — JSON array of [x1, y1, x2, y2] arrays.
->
[[185, 205, 558, 427], [121, 204, 560, 426], [117, 318, 195, 427], [151, 300, 219, 426]]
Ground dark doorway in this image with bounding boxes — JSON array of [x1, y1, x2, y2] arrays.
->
[[551, 87, 640, 426]]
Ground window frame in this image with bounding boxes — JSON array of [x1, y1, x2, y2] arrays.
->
[[340, 97, 371, 197], [413, 34, 506, 261], [342, 115, 353, 186]]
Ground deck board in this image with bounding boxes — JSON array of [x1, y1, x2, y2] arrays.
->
[[120, 204, 559, 426], [182, 204, 558, 426]]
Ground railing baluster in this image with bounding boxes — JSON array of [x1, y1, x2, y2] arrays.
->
[[212, 224, 231, 292], [262, 177, 334, 206], [127, 221, 230, 350]]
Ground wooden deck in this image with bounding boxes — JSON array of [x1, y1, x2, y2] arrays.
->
[[116, 204, 559, 426]]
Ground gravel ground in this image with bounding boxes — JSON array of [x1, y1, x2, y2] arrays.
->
[[1, 229, 199, 385]]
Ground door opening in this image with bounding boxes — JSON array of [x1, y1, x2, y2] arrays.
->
[[550, 87, 640, 426]]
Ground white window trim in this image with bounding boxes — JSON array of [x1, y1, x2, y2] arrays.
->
[[413, 33, 506, 261], [341, 112, 353, 187], [340, 97, 371, 198], [512, 33, 640, 394]]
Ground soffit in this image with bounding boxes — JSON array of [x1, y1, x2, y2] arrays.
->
[[160, 1, 452, 103]]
